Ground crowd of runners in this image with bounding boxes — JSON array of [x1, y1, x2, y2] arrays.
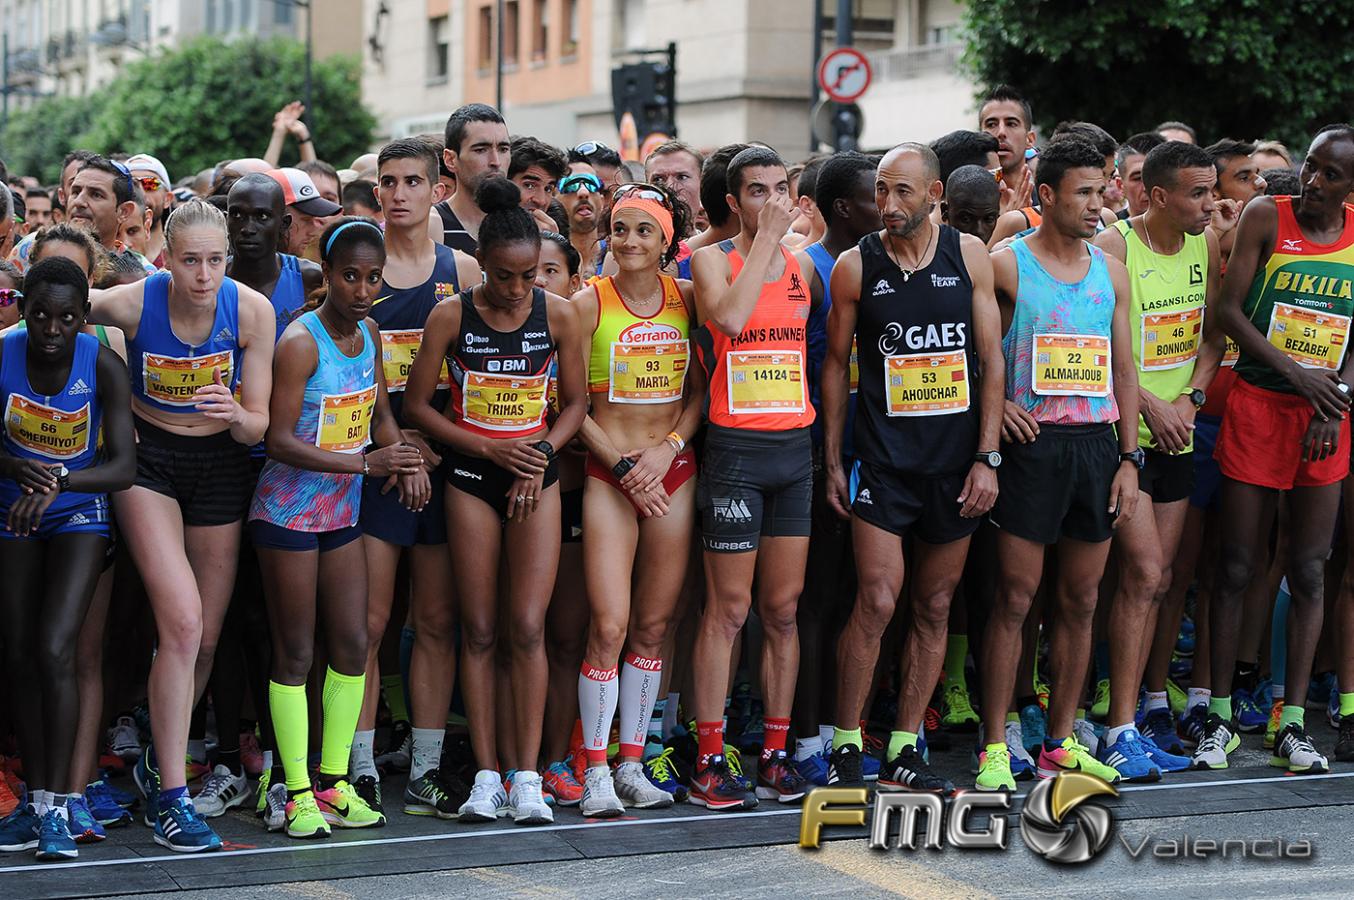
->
[[0, 86, 1351, 862]]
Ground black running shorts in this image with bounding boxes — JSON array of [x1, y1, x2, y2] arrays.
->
[[849, 459, 980, 545], [133, 417, 253, 527], [1138, 449, 1193, 504], [989, 423, 1118, 545], [697, 425, 812, 553]]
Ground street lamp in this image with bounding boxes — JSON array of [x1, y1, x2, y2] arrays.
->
[[270, 0, 312, 133]]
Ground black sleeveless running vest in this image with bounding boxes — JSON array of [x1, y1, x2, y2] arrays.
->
[[854, 225, 977, 475], [447, 287, 555, 440]]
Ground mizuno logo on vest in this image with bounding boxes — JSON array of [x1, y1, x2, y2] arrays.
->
[[871, 279, 895, 297], [69, 379, 93, 396], [1282, 239, 1304, 252]]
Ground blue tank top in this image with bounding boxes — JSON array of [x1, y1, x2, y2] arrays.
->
[[1004, 237, 1119, 425], [250, 312, 376, 531], [803, 240, 856, 455], [373, 242, 460, 423], [126, 271, 243, 415], [0, 330, 104, 514], [269, 254, 308, 342]]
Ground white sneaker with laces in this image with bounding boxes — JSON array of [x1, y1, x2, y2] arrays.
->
[[1073, 717, 1100, 756], [458, 770, 508, 823], [613, 762, 673, 809], [192, 764, 248, 817], [108, 716, 142, 761], [1004, 719, 1037, 767], [580, 765, 624, 818], [508, 771, 553, 825], [262, 782, 287, 832]]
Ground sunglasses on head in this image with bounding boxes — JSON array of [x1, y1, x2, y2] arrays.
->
[[559, 173, 604, 195], [0, 289, 22, 308], [573, 141, 612, 157], [110, 161, 136, 198], [137, 175, 164, 193], [613, 182, 673, 209]]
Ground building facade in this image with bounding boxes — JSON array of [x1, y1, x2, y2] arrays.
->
[[1, 0, 361, 115], [361, 0, 974, 159]]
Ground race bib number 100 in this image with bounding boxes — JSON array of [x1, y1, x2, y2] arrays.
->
[[1032, 333, 1111, 397], [463, 372, 549, 432]]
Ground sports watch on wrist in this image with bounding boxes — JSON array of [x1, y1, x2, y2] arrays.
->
[[1183, 387, 1207, 408], [1120, 449, 1146, 470], [611, 457, 636, 479], [974, 450, 1002, 469], [531, 440, 556, 462], [54, 465, 71, 491]]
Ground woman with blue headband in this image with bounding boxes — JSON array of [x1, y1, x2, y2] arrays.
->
[[248, 217, 424, 839]]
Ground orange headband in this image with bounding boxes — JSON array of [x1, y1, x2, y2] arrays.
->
[[613, 197, 675, 246]]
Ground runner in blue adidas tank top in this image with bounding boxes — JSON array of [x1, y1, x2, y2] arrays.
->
[[0, 258, 135, 861], [87, 198, 275, 853], [250, 218, 423, 839], [350, 139, 481, 821], [980, 138, 1140, 793]]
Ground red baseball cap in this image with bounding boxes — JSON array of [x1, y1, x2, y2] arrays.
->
[[264, 167, 341, 217]]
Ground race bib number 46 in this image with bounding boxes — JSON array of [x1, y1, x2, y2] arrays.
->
[[1032, 333, 1111, 397], [885, 350, 969, 417], [316, 384, 376, 453], [142, 349, 232, 407], [1141, 306, 1202, 371], [609, 341, 688, 404], [5, 395, 90, 460], [727, 351, 805, 415], [1267, 302, 1350, 370], [463, 372, 549, 432]]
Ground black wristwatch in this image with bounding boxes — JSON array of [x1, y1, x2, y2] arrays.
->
[[531, 440, 556, 462], [52, 465, 71, 492], [1120, 448, 1146, 470], [611, 457, 636, 479], [974, 450, 1002, 469], [1186, 388, 1207, 409]]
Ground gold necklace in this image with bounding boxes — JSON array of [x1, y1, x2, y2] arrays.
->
[[885, 223, 936, 282]]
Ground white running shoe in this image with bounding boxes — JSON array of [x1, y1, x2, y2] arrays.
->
[[579, 765, 624, 818], [614, 761, 673, 809], [261, 782, 287, 832], [1073, 717, 1100, 757], [192, 765, 248, 818], [508, 771, 553, 825], [1004, 718, 1037, 769], [458, 770, 508, 823], [108, 716, 142, 761]]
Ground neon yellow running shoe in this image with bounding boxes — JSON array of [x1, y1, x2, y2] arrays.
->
[[941, 681, 980, 729], [1264, 701, 1284, 750], [1090, 679, 1111, 721], [284, 791, 330, 839], [1037, 736, 1121, 784], [975, 745, 1016, 791], [314, 780, 386, 828], [255, 767, 271, 815]]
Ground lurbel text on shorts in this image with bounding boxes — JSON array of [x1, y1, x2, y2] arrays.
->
[[708, 539, 756, 551]]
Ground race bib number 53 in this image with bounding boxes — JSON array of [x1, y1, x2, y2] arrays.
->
[[1032, 333, 1111, 397], [885, 350, 969, 417]]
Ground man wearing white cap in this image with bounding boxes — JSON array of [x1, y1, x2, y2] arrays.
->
[[126, 153, 174, 267], [263, 167, 342, 256]]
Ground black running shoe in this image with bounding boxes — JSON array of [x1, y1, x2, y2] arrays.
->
[[1337, 717, 1354, 762], [878, 746, 955, 795], [827, 743, 866, 787], [353, 775, 383, 815]]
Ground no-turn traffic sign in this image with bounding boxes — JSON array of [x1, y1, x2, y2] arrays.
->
[[817, 47, 872, 103]]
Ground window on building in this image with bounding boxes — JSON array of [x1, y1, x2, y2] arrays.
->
[[928, 24, 957, 45], [822, 0, 895, 42], [503, 0, 520, 66], [531, 0, 548, 62], [478, 4, 494, 70], [275, 0, 292, 25], [429, 14, 450, 81], [561, 0, 579, 57], [618, 0, 644, 50]]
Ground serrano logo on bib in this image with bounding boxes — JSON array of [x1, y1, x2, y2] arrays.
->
[[1032, 333, 1111, 397], [316, 384, 376, 453], [5, 395, 90, 460], [142, 349, 233, 407], [463, 372, 549, 432]]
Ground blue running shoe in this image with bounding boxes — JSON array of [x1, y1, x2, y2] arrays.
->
[[0, 803, 40, 852], [66, 797, 106, 843], [1140, 707, 1187, 756], [88, 779, 137, 810], [1234, 688, 1267, 734], [36, 810, 77, 861], [1019, 703, 1046, 755], [1309, 672, 1336, 706], [133, 752, 159, 801], [1329, 676, 1342, 728], [644, 747, 689, 803], [1253, 678, 1273, 710], [1009, 750, 1035, 781], [916, 730, 928, 765], [1140, 735, 1191, 773], [154, 797, 221, 853], [795, 748, 829, 787], [1099, 728, 1162, 783], [85, 783, 133, 824], [1169, 656, 1193, 681]]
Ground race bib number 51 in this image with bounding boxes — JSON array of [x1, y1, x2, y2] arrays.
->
[[1032, 333, 1111, 397], [1267, 302, 1350, 370]]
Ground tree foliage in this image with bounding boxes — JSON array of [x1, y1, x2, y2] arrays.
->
[[961, 0, 1354, 149], [1, 37, 375, 184]]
